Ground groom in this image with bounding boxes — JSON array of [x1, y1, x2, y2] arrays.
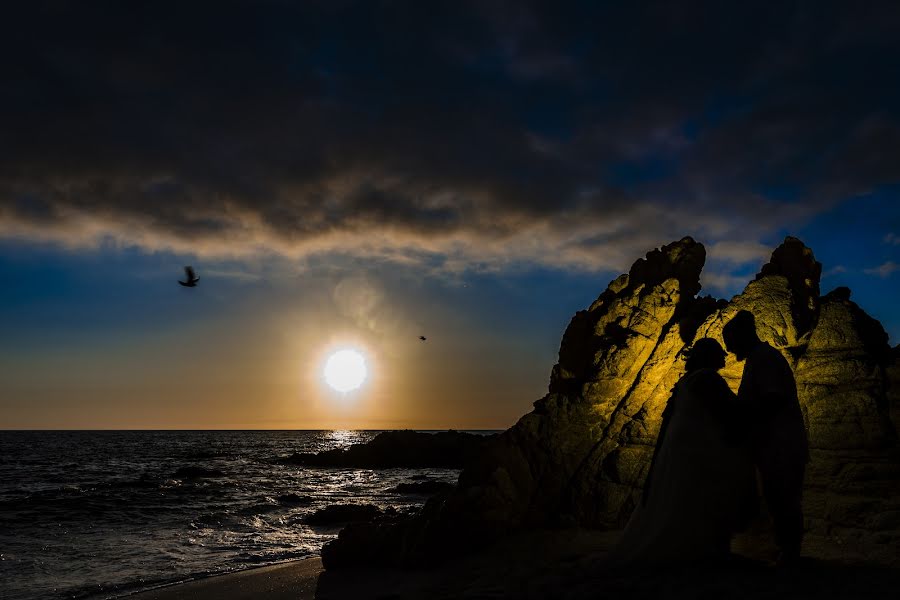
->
[[722, 310, 809, 565]]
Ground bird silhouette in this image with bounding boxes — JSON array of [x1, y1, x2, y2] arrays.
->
[[419, 336, 427, 341], [178, 266, 200, 287]]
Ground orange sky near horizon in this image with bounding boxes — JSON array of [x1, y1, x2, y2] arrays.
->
[[0, 269, 563, 430]]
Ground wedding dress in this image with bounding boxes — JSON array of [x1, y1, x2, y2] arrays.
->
[[614, 368, 756, 564]]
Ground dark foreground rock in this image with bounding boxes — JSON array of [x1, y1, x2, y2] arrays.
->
[[887, 345, 900, 429], [323, 236, 900, 569], [305, 504, 383, 526], [133, 529, 900, 600], [281, 430, 494, 469], [316, 528, 899, 600]]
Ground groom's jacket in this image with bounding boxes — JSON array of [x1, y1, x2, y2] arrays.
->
[[737, 342, 810, 466]]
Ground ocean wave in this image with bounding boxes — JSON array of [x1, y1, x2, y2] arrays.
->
[[235, 500, 281, 516], [277, 493, 313, 505], [1, 430, 471, 600], [171, 466, 226, 479]]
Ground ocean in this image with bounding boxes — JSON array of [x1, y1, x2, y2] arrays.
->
[[0, 430, 490, 600]]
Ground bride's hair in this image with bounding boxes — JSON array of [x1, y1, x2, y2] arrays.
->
[[685, 338, 726, 372]]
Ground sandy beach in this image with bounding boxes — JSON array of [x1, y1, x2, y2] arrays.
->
[[129, 558, 323, 600], [128, 528, 900, 600]]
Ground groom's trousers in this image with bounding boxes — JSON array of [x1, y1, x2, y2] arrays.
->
[[758, 458, 806, 555]]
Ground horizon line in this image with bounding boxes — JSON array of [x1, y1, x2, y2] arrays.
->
[[0, 427, 507, 432]]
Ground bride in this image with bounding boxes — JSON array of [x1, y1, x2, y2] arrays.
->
[[614, 338, 757, 564]]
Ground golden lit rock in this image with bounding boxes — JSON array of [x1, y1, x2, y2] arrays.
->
[[471, 236, 897, 534]]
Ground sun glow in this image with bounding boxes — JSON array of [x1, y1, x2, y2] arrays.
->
[[323, 349, 368, 393]]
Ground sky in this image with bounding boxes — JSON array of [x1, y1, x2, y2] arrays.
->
[[2, 1, 900, 429]]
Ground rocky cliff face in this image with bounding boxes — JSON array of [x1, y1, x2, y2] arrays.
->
[[886, 345, 900, 430], [324, 237, 900, 567]]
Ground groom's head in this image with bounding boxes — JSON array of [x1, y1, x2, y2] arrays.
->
[[722, 310, 760, 361]]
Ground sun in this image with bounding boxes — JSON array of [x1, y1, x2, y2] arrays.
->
[[323, 349, 368, 393]]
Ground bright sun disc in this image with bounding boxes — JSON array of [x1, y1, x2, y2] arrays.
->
[[323, 350, 368, 393]]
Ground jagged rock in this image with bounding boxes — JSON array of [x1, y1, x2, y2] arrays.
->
[[754, 235, 822, 338], [795, 295, 893, 449], [280, 430, 493, 469], [887, 345, 900, 428], [323, 236, 900, 568]]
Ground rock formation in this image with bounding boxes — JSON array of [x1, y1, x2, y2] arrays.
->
[[886, 345, 900, 429], [280, 430, 495, 469], [323, 237, 900, 568]]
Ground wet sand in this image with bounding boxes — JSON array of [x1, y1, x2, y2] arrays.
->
[[129, 558, 323, 600]]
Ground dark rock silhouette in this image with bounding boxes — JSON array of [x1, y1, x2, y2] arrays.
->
[[178, 265, 199, 287], [322, 236, 900, 568], [317, 529, 900, 598], [280, 430, 494, 469], [888, 345, 900, 428]]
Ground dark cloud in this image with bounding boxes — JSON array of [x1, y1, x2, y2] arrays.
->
[[1, 1, 899, 273]]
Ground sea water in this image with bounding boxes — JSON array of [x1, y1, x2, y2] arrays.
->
[[0, 430, 487, 599]]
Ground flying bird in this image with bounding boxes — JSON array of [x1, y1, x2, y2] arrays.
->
[[178, 266, 200, 287], [419, 336, 427, 341]]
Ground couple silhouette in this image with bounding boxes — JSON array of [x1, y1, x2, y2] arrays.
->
[[616, 310, 809, 566]]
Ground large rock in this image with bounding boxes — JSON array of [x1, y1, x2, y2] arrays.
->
[[795, 288, 894, 450], [886, 345, 900, 429], [280, 430, 494, 469], [324, 237, 900, 567]]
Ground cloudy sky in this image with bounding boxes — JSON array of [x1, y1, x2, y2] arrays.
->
[[2, 1, 900, 428]]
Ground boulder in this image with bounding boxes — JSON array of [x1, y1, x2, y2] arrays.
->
[[795, 290, 893, 450], [280, 430, 493, 469], [887, 345, 900, 428]]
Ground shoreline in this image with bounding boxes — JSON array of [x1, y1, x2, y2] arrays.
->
[[125, 557, 324, 600]]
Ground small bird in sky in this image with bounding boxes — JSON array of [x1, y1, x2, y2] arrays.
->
[[178, 266, 200, 287], [419, 336, 427, 341]]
